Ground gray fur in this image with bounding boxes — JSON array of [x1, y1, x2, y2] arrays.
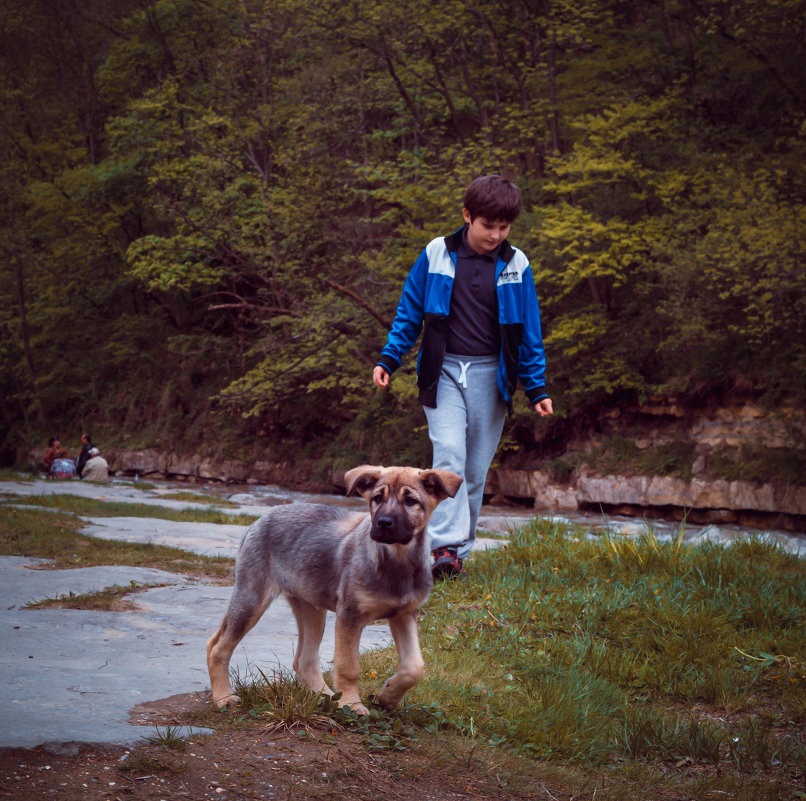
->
[[207, 465, 462, 714]]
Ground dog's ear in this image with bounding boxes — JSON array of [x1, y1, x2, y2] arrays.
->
[[418, 469, 463, 502], [344, 465, 384, 499]]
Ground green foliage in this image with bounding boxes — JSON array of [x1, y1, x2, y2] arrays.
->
[[0, 0, 804, 465]]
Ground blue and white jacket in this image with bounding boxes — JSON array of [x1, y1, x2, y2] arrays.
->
[[377, 227, 548, 412]]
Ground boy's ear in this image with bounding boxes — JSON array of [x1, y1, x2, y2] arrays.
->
[[462, 207, 472, 225], [344, 465, 384, 499]]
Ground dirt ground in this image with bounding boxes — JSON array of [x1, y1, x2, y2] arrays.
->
[[0, 692, 566, 801]]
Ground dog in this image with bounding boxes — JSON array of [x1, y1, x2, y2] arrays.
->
[[207, 464, 462, 714]]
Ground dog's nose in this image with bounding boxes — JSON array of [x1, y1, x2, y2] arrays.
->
[[376, 516, 394, 529]]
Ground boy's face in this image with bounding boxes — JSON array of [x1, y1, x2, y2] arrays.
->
[[462, 209, 511, 255]]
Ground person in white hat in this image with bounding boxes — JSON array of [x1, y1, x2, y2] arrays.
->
[[81, 447, 110, 483]]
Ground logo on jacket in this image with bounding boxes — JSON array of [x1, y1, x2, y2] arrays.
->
[[498, 269, 520, 284]]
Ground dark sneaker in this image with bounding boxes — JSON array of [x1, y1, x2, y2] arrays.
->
[[432, 547, 467, 580]]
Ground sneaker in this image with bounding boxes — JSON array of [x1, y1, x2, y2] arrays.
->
[[431, 547, 467, 580]]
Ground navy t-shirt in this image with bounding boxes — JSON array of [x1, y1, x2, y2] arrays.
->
[[446, 230, 500, 356]]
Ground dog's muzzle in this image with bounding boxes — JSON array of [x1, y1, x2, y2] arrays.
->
[[370, 515, 414, 545]]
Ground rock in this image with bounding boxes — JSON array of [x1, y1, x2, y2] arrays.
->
[[487, 467, 806, 518]]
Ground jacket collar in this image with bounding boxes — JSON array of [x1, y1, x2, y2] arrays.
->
[[444, 226, 515, 264]]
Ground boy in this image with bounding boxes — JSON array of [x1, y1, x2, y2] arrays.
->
[[373, 175, 552, 579]]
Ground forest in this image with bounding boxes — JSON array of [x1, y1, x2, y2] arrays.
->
[[1, 0, 804, 472]]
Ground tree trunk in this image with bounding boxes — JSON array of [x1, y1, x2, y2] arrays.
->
[[14, 258, 48, 429]]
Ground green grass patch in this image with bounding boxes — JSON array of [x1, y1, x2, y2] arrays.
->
[[346, 519, 803, 792], [0, 469, 35, 482], [24, 580, 165, 611], [584, 436, 697, 480], [711, 444, 806, 486], [4, 493, 258, 525], [158, 491, 239, 507], [0, 504, 234, 579]]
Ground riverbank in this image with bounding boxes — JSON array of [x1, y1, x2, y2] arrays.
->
[[25, 443, 805, 535]]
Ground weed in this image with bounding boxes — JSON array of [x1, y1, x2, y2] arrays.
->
[[232, 668, 422, 751], [144, 725, 191, 751], [234, 667, 342, 733]]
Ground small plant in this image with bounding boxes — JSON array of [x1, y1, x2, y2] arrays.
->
[[234, 667, 343, 733], [117, 752, 176, 772], [232, 667, 423, 750], [144, 725, 191, 751]]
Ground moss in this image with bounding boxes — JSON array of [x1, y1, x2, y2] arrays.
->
[[584, 437, 696, 481], [710, 445, 806, 486]]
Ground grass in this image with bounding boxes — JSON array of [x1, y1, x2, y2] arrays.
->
[[3, 493, 258, 525], [0, 504, 234, 579], [24, 581, 161, 610], [711, 444, 806, 486], [226, 519, 805, 798], [0, 468, 34, 482], [158, 490, 239, 507], [585, 436, 697, 481]]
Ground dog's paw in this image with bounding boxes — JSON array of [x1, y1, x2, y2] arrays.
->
[[375, 688, 400, 710], [342, 700, 370, 716], [212, 692, 240, 710]]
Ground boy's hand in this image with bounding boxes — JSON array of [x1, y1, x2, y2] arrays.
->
[[534, 397, 553, 417], [373, 365, 390, 389]]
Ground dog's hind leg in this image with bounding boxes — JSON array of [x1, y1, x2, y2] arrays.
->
[[207, 579, 279, 709], [375, 611, 425, 710], [286, 596, 332, 697]]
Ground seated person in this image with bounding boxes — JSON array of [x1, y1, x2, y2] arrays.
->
[[81, 447, 109, 483], [75, 432, 94, 478], [44, 437, 72, 477]]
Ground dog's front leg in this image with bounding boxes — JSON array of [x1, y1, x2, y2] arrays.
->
[[376, 611, 425, 710], [332, 613, 369, 715]]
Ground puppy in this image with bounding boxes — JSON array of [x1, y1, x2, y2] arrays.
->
[[207, 465, 462, 714]]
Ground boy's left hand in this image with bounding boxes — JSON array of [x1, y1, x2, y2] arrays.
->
[[534, 398, 553, 417]]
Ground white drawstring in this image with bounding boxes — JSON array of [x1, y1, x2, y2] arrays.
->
[[458, 360, 471, 388]]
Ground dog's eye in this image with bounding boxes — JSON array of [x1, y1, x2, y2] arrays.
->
[[404, 495, 421, 508], [372, 493, 385, 504]]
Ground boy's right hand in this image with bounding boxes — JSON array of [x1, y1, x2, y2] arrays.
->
[[373, 365, 390, 389]]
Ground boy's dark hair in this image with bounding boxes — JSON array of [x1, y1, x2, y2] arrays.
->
[[463, 175, 521, 222]]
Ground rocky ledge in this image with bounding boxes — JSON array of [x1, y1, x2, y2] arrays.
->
[[27, 446, 805, 531], [487, 467, 805, 530]]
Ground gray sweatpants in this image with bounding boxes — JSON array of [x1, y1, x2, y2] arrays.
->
[[424, 353, 507, 559]]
